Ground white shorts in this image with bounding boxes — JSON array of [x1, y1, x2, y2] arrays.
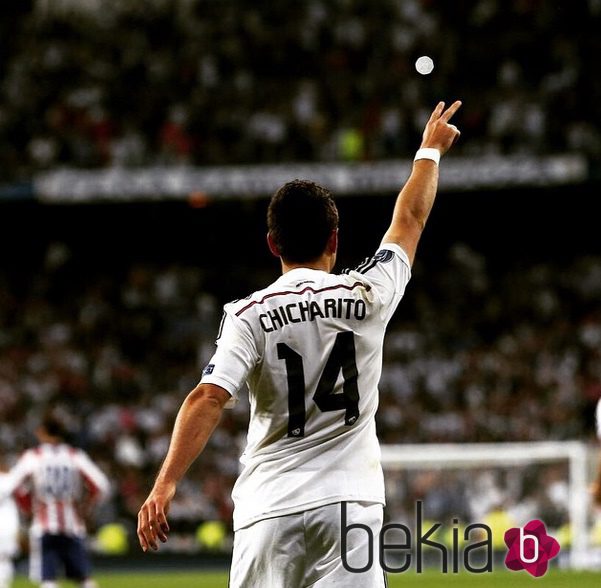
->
[[230, 501, 387, 588]]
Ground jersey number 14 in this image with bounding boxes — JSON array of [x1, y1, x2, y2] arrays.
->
[[277, 331, 360, 438]]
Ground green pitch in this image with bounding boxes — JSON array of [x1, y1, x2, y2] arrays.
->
[[12, 569, 601, 587]]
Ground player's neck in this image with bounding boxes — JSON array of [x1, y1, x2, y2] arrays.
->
[[38, 434, 63, 445], [280, 255, 334, 274]]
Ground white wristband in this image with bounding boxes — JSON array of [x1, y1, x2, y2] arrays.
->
[[414, 148, 440, 165]]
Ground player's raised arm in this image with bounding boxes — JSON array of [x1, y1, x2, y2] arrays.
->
[[382, 100, 462, 265], [137, 382, 231, 552]]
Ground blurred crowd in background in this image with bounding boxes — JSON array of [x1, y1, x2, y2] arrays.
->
[[1, 241, 600, 549], [1, 0, 601, 180]]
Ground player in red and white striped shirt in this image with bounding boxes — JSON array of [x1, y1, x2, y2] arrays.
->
[[3, 413, 110, 588]]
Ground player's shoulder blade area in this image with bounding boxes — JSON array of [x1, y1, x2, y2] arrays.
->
[[230, 269, 373, 337]]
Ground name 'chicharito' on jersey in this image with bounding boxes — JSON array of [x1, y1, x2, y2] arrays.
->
[[257, 295, 368, 332]]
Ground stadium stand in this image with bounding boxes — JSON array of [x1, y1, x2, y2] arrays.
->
[[1, 0, 600, 181]]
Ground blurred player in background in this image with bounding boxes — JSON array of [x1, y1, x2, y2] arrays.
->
[[1, 413, 110, 588], [138, 100, 462, 586], [593, 397, 601, 507], [0, 457, 20, 588]]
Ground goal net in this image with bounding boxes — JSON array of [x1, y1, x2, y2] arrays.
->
[[380, 441, 594, 569]]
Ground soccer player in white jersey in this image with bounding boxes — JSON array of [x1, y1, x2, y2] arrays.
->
[[2, 413, 110, 588], [138, 100, 462, 586], [0, 458, 20, 588]]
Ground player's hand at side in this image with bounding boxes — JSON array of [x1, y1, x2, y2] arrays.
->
[[420, 100, 462, 155], [137, 481, 175, 552]]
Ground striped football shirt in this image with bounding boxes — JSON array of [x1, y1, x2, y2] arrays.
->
[[6, 443, 110, 537]]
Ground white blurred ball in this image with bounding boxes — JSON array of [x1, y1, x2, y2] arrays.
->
[[415, 56, 434, 75]]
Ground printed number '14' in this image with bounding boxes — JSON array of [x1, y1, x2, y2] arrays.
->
[[277, 331, 359, 438]]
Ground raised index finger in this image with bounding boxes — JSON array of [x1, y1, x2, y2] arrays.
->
[[428, 101, 445, 122], [441, 100, 462, 122]]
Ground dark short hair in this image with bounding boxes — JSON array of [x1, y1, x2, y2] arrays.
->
[[41, 411, 68, 440], [267, 180, 338, 263]]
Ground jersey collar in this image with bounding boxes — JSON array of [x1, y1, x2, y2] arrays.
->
[[276, 267, 328, 284]]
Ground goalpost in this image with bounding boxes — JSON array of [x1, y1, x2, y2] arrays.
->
[[380, 441, 591, 569]]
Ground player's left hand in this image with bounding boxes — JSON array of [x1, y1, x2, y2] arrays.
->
[[420, 100, 462, 155], [137, 481, 175, 552]]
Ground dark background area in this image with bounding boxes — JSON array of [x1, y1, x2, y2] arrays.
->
[[1, 181, 599, 301]]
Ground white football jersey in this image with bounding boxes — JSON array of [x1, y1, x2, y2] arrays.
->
[[5, 443, 110, 537], [201, 242, 411, 531], [0, 473, 19, 558]]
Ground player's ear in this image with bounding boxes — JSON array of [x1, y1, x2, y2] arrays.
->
[[326, 229, 338, 255], [267, 232, 281, 257]]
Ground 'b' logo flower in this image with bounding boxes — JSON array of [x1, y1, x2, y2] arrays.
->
[[504, 519, 560, 577]]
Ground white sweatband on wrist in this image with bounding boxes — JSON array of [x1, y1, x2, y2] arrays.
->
[[414, 148, 440, 165]]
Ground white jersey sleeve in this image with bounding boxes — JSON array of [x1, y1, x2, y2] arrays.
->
[[345, 242, 411, 323], [2, 450, 36, 497], [596, 398, 601, 440], [74, 450, 111, 503], [200, 309, 261, 408]]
